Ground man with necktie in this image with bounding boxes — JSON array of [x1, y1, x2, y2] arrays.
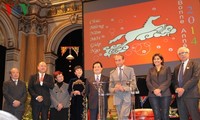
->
[[28, 61, 54, 120], [109, 54, 137, 120], [3, 68, 27, 120], [172, 47, 200, 120], [86, 61, 109, 120]]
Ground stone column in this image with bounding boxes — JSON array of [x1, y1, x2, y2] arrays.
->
[[19, 32, 27, 81], [37, 35, 45, 63], [4, 49, 20, 81], [45, 52, 57, 75], [24, 33, 38, 82]]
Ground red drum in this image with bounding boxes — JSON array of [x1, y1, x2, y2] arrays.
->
[[133, 109, 154, 120]]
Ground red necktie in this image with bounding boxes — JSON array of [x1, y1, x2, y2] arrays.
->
[[40, 73, 44, 82]]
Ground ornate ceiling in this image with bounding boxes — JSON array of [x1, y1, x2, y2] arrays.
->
[[2, 0, 82, 16], [1, 0, 82, 35]]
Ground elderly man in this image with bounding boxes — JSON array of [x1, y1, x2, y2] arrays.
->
[[172, 47, 200, 120], [3, 68, 27, 120], [28, 61, 54, 120]]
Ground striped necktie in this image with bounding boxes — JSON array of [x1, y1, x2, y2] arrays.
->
[[96, 75, 99, 82]]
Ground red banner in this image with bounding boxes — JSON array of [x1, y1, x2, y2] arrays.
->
[[84, 0, 200, 70]]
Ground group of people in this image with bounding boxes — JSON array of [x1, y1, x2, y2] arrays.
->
[[146, 47, 200, 120], [2, 46, 200, 120]]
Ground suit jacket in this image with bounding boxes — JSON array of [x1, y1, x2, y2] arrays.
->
[[109, 66, 137, 105], [28, 73, 54, 106], [50, 82, 70, 108], [146, 66, 172, 97], [86, 75, 109, 109], [3, 79, 27, 112], [172, 60, 200, 98]]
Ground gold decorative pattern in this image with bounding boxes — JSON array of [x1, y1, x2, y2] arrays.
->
[[68, 79, 86, 120], [61, 46, 79, 57], [47, 1, 82, 17]]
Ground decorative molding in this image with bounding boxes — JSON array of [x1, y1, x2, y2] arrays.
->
[[45, 52, 58, 65], [44, 52, 58, 74], [28, 4, 41, 15], [6, 48, 20, 61], [47, 1, 82, 17], [16, 0, 82, 35], [2, 0, 19, 5], [0, 31, 5, 46], [70, 13, 79, 24], [7, 38, 14, 48], [18, 15, 47, 35]]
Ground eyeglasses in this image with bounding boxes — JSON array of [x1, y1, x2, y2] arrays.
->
[[178, 52, 188, 55]]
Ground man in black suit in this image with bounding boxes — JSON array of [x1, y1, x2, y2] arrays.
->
[[86, 61, 109, 120], [28, 61, 54, 120], [172, 47, 200, 120], [3, 68, 27, 120]]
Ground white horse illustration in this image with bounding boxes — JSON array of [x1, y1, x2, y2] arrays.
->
[[103, 16, 177, 57]]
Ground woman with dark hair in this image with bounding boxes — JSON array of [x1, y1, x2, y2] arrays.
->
[[68, 65, 87, 120], [49, 71, 70, 120], [146, 53, 172, 120]]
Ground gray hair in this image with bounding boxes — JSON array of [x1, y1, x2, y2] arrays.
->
[[177, 47, 190, 54]]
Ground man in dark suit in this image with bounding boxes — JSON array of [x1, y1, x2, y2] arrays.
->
[[28, 61, 54, 120], [3, 68, 27, 120], [109, 54, 137, 120], [86, 61, 109, 120], [172, 47, 200, 120]]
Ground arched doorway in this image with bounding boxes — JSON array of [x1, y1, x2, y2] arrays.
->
[[55, 29, 83, 83], [0, 45, 6, 109]]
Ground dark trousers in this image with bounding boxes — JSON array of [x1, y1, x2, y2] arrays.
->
[[50, 108, 68, 120], [177, 97, 200, 120], [31, 103, 50, 120], [7, 109, 24, 120], [149, 96, 171, 120], [89, 108, 108, 120]]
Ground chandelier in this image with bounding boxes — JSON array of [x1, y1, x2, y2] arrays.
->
[[61, 46, 79, 61]]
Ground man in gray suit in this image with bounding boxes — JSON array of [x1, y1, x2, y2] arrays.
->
[[3, 68, 27, 120], [86, 61, 109, 120], [109, 54, 137, 120], [172, 47, 200, 120]]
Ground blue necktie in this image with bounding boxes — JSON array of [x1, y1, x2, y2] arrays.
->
[[178, 63, 184, 87]]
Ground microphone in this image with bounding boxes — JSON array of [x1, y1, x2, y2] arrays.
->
[[121, 68, 128, 80], [92, 81, 106, 94], [134, 86, 140, 94], [122, 68, 140, 94]]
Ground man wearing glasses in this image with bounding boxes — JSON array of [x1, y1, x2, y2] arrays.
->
[[172, 47, 200, 120]]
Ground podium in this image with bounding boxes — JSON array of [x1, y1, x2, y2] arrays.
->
[[93, 80, 139, 120], [93, 81, 108, 120]]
